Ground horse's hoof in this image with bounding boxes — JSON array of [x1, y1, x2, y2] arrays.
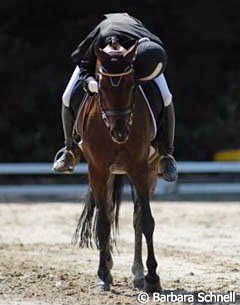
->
[[96, 279, 111, 292], [133, 277, 144, 289], [144, 275, 161, 293]]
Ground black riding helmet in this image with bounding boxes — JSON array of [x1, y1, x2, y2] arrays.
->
[[96, 36, 167, 80], [134, 38, 167, 81], [95, 35, 137, 74]]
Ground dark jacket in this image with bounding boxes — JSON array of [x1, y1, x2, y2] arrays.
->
[[71, 13, 163, 80]]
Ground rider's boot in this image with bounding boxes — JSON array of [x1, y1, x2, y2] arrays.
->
[[158, 102, 177, 182], [53, 104, 81, 174]]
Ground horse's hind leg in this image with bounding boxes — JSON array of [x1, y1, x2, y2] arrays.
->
[[132, 198, 144, 289], [89, 167, 113, 291]]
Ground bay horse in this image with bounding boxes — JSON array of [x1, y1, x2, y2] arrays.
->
[[72, 41, 163, 292]]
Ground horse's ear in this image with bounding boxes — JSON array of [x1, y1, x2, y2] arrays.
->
[[124, 41, 138, 63], [95, 48, 111, 63]]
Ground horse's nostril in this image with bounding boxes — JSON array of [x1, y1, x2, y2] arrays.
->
[[110, 128, 129, 144], [110, 129, 115, 138]]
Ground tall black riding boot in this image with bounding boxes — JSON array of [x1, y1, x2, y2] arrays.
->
[[53, 104, 79, 174], [158, 102, 177, 182]]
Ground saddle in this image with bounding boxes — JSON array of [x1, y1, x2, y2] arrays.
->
[[140, 80, 163, 124], [73, 93, 94, 147], [136, 81, 164, 141]]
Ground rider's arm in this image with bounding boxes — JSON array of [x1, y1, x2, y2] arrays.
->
[[71, 26, 100, 94], [78, 46, 96, 81], [78, 45, 98, 93], [71, 26, 100, 66]]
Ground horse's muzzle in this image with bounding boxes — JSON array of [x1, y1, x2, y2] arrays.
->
[[110, 128, 129, 144]]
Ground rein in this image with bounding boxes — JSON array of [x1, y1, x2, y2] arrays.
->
[[97, 94, 134, 129]]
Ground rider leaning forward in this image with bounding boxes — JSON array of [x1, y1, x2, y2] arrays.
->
[[53, 13, 177, 182]]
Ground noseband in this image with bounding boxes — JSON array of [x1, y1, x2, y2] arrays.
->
[[97, 66, 135, 129]]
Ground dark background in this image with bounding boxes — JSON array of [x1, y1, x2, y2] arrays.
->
[[1, 0, 239, 162]]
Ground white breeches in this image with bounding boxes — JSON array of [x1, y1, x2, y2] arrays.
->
[[62, 66, 172, 108], [154, 74, 173, 107], [62, 66, 80, 107]]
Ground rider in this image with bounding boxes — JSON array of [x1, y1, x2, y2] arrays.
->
[[53, 13, 177, 182]]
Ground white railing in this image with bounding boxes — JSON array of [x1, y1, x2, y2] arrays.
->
[[0, 162, 239, 196], [0, 163, 87, 175], [1, 162, 240, 175]]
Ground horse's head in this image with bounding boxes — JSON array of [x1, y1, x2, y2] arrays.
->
[[95, 41, 138, 144]]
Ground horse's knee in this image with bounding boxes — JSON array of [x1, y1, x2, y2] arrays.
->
[[96, 210, 111, 246], [97, 210, 110, 228]]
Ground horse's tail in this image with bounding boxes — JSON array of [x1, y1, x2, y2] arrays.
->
[[72, 189, 96, 248], [72, 176, 124, 249], [112, 175, 124, 242], [112, 177, 137, 248]]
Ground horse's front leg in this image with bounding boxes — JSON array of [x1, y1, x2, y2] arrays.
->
[[95, 207, 113, 291], [132, 157, 160, 289], [88, 166, 113, 291], [129, 165, 161, 292], [132, 198, 144, 289]]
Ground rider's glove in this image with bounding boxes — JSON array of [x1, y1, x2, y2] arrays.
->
[[83, 77, 99, 94]]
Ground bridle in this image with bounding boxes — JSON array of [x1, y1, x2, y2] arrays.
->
[[96, 65, 136, 130], [98, 66, 134, 78]]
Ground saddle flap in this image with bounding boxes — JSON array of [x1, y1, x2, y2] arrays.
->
[[136, 82, 163, 142], [74, 93, 93, 138]]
